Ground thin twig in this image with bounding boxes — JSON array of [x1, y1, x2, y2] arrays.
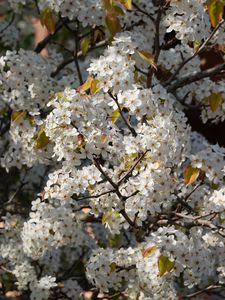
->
[[108, 92, 137, 137], [93, 158, 122, 196], [132, 2, 155, 22], [75, 189, 115, 201], [147, 7, 163, 88], [172, 91, 202, 110], [93, 157, 137, 227], [175, 212, 225, 237], [119, 209, 136, 227], [74, 28, 83, 85], [184, 284, 225, 298], [2, 169, 28, 207], [0, 13, 15, 34], [58, 15, 77, 33], [51, 40, 107, 77], [34, 20, 63, 54], [118, 150, 149, 185], [184, 180, 204, 202], [34, 0, 41, 15], [135, 65, 148, 76]]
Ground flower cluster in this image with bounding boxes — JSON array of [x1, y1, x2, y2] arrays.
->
[[0, 0, 225, 299], [22, 198, 84, 259], [0, 49, 55, 113]]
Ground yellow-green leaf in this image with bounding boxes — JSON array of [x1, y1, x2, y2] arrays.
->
[[105, 13, 121, 36], [11, 111, 26, 122], [158, 255, 175, 277], [110, 262, 117, 272], [90, 79, 101, 95], [93, 28, 105, 43], [209, 93, 222, 112], [121, 152, 139, 171], [36, 128, 50, 149], [55, 92, 68, 102], [183, 166, 200, 185], [112, 5, 125, 16], [207, 0, 224, 27], [103, 0, 113, 11], [138, 50, 157, 70], [193, 40, 201, 52], [111, 106, 124, 123], [119, 0, 132, 10], [80, 37, 90, 56], [102, 211, 121, 224], [77, 76, 93, 93], [109, 234, 122, 248], [142, 245, 157, 258], [40, 7, 55, 34]]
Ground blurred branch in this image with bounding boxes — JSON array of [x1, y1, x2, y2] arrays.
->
[[184, 284, 225, 299], [167, 62, 225, 92], [164, 19, 225, 87], [0, 12, 15, 34], [34, 20, 64, 54], [147, 6, 163, 88], [108, 92, 137, 137], [51, 39, 107, 77]]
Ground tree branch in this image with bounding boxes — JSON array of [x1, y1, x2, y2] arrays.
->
[[34, 20, 64, 54], [167, 62, 225, 92], [74, 27, 83, 85], [184, 284, 225, 299], [108, 92, 137, 137], [147, 6, 163, 88], [132, 2, 155, 22], [51, 40, 107, 77], [164, 19, 225, 87], [93, 157, 137, 227], [118, 150, 149, 185], [0, 13, 15, 34]]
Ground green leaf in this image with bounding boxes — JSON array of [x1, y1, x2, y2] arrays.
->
[[207, 0, 224, 27], [110, 106, 124, 123], [105, 13, 121, 36], [36, 128, 50, 149], [1, 272, 15, 293], [80, 37, 90, 56], [109, 234, 122, 248], [138, 50, 157, 70], [208, 93, 222, 112], [183, 165, 200, 185], [40, 7, 55, 34], [158, 255, 175, 277]]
